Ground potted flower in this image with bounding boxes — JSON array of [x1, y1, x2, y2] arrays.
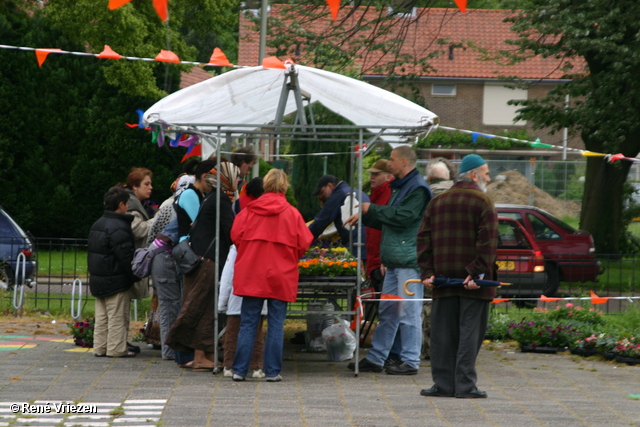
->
[[570, 334, 600, 357], [69, 319, 94, 348], [508, 318, 582, 353], [613, 337, 640, 365], [298, 240, 362, 278], [485, 313, 512, 341], [544, 303, 606, 327]]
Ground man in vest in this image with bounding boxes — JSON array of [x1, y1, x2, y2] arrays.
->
[[344, 145, 432, 375]]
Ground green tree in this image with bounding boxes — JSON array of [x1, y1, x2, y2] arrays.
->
[[504, 0, 640, 253], [0, 1, 183, 237]]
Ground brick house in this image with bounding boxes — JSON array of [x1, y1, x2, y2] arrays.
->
[[238, 6, 586, 160]]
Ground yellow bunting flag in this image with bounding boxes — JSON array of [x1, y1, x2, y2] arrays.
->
[[581, 151, 606, 157]]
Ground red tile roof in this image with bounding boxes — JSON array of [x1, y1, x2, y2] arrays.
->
[[239, 7, 583, 80], [180, 67, 214, 89]]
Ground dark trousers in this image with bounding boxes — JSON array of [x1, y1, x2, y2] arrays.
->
[[430, 296, 489, 395]]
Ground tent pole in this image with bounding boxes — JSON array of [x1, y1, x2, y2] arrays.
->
[[258, 0, 268, 63]]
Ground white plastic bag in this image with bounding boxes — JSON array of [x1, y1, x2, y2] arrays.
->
[[322, 318, 356, 362]]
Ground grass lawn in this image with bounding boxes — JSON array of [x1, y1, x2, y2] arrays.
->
[[37, 249, 88, 276]]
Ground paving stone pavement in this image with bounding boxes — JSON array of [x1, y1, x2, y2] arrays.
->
[[0, 334, 639, 426]]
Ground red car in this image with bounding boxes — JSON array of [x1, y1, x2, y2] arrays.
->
[[496, 204, 602, 295], [496, 217, 547, 298]]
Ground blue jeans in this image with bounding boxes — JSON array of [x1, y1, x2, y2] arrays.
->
[[232, 297, 287, 378], [366, 268, 423, 369]]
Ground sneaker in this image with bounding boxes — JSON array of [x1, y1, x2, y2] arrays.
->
[[232, 374, 245, 382], [223, 367, 233, 378], [347, 357, 383, 372], [252, 369, 265, 379], [266, 375, 282, 382]]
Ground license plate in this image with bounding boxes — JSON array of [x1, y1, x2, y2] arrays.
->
[[496, 261, 515, 270]]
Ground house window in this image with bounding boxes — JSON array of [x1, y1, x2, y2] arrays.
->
[[432, 84, 456, 96], [483, 84, 527, 126]]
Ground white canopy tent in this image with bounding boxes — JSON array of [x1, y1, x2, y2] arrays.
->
[[143, 62, 439, 158]]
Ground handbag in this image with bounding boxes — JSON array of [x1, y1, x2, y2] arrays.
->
[[131, 245, 166, 279], [172, 238, 202, 275], [172, 200, 217, 275]]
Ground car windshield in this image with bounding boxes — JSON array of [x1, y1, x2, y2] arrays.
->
[[539, 210, 576, 233], [0, 211, 18, 237], [498, 221, 532, 249]]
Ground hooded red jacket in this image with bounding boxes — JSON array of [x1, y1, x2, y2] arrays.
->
[[231, 192, 314, 302]]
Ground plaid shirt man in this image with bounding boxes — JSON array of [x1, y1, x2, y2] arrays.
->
[[416, 179, 498, 301]]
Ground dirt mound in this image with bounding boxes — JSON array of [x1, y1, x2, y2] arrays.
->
[[487, 170, 581, 218]]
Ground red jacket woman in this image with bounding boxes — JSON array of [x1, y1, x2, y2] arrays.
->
[[230, 169, 313, 382], [232, 184, 313, 302]]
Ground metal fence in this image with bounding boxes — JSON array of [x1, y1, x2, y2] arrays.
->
[[417, 159, 640, 215], [3, 237, 639, 318]]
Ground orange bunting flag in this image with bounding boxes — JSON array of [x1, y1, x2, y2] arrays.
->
[[380, 294, 404, 300], [590, 290, 610, 305], [108, 0, 133, 9], [262, 56, 286, 69], [97, 45, 122, 60], [35, 49, 62, 67], [155, 49, 180, 63], [491, 298, 511, 304], [453, 0, 467, 13], [325, 0, 340, 20], [152, 0, 168, 22], [208, 48, 233, 67], [540, 295, 563, 302]]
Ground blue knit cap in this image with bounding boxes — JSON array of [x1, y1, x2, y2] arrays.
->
[[459, 154, 486, 174]]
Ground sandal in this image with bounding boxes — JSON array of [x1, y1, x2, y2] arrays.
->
[[191, 363, 214, 372], [178, 361, 194, 369]]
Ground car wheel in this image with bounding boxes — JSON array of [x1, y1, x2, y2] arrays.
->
[[543, 263, 559, 296], [0, 266, 13, 290]]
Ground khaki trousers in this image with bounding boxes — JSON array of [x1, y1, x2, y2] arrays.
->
[[94, 289, 131, 357]]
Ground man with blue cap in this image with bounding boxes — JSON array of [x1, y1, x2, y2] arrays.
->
[[416, 153, 498, 398]]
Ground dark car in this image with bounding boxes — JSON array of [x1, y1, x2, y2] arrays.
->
[[0, 207, 36, 289], [496, 217, 548, 298], [496, 204, 601, 295]]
